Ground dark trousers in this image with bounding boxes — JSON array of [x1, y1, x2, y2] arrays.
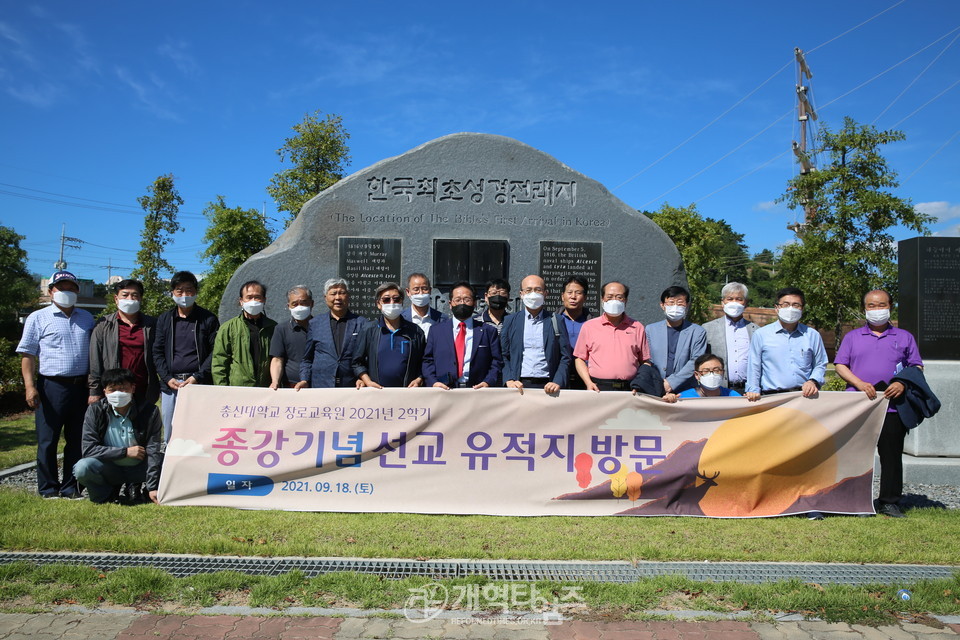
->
[[35, 376, 87, 497], [877, 411, 907, 505]]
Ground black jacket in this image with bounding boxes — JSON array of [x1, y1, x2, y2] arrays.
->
[[81, 399, 164, 491], [153, 304, 220, 385], [352, 317, 426, 387], [891, 366, 941, 430], [88, 312, 160, 408]]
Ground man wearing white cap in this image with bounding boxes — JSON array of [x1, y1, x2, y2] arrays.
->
[[16, 270, 96, 498]]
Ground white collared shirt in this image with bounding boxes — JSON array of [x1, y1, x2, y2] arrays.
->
[[452, 317, 475, 383], [410, 307, 438, 339]]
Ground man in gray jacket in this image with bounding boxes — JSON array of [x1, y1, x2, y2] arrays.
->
[[74, 368, 164, 504], [702, 282, 758, 394], [88, 279, 159, 411]]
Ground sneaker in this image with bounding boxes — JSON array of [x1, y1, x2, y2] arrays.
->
[[879, 503, 906, 518], [807, 511, 825, 521], [41, 493, 61, 499]]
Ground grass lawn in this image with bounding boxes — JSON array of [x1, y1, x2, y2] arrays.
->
[[1, 561, 958, 625], [0, 412, 42, 469], [2, 488, 959, 564]]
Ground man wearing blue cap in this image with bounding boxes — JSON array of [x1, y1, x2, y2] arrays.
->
[[16, 270, 96, 498]]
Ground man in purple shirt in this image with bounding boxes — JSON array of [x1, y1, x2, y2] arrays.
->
[[834, 289, 923, 518]]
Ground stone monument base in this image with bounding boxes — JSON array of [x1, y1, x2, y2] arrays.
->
[[902, 361, 958, 457]]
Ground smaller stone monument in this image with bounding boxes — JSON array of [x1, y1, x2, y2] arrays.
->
[[898, 236, 959, 458]]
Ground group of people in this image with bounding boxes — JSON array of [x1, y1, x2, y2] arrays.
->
[[17, 267, 928, 518]]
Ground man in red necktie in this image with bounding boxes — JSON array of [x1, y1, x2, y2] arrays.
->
[[422, 281, 503, 389]]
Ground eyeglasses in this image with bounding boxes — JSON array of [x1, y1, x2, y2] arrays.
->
[[663, 299, 688, 306], [487, 288, 508, 296], [451, 297, 474, 304], [520, 287, 545, 294], [379, 296, 403, 303], [776, 302, 803, 309], [697, 367, 724, 375]]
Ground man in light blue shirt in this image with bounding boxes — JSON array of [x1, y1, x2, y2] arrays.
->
[[16, 270, 95, 498], [745, 287, 827, 401]]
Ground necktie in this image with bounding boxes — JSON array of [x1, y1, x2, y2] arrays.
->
[[455, 321, 466, 380]]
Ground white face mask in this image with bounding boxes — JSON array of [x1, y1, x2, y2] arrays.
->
[[865, 308, 890, 326], [174, 295, 196, 309], [290, 305, 311, 321], [602, 299, 625, 316], [522, 292, 545, 310], [106, 391, 133, 409], [723, 302, 745, 318], [409, 293, 431, 307], [664, 305, 687, 322], [699, 373, 723, 390], [117, 299, 141, 314], [242, 300, 264, 316], [52, 290, 77, 308], [778, 306, 803, 324], [380, 303, 403, 320]]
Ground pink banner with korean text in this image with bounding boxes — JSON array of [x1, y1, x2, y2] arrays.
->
[[158, 386, 888, 518]]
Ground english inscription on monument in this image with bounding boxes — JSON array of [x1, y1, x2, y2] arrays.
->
[[337, 237, 401, 319], [221, 133, 685, 324], [898, 237, 960, 360], [540, 241, 602, 311]]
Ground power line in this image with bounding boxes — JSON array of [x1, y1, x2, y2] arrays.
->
[[806, 0, 907, 55], [891, 78, 960, 128], [613, 59, 793, 191], [903, 128, 960, 183], [640, 108, 793, 209], [873, 30, 960, 125]]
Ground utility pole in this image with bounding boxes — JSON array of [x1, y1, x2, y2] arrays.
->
[[788, 47, 818, 237], [55, 224, 83, 270]]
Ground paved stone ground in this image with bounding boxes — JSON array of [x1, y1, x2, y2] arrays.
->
[[1, 613, 959, 640]]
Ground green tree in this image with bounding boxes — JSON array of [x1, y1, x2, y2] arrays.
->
[[197, 196, 272, 310], [777, 116, 932, 341], [267, 110, 351, 225], [0, 226, 38, 327], [648, 203, 727, 323], [132, 174, 184, 316]]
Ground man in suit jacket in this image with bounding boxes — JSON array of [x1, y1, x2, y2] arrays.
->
[[500, 274, 572, 394], [401, 273, 446, 340], [296, 278, 368, 389], [702, 281, 758, 393], [646, 285, 707, 396], [423, 281, 503, 388]]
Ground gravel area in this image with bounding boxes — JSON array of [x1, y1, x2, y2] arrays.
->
[[2, 462, 958, 510]]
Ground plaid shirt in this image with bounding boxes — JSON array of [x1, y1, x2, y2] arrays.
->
[[16, 304, 95, 376]]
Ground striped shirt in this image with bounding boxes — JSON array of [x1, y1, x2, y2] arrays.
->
[[16, 304, 95, 377]]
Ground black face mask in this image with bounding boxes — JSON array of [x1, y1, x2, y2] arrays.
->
[[451, 304, 475, 321], [486, 295, 508, 310]]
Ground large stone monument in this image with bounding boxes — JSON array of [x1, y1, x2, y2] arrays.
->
[[220, 133, 684, 324], [898, 236, 959, 460]]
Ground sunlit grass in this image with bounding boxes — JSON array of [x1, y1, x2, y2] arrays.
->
[[2, 488, 958, 564]]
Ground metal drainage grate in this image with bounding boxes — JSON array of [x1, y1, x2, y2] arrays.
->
[[0, 552, 955, 585]]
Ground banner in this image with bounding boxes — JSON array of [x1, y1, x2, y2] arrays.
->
[[158, 387, 888, 517]]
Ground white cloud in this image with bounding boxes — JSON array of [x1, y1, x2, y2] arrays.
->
[[916, 201, 960, 222], [56, 23, 98, 73], [114, 65, 180, 121], [933, 223, 960, 237], [166, 438, 210, 457], [158, 40, 199, 77], [7, 82, 59, 108], [600, 408, 671, 431], [753, 200, 779, 212]]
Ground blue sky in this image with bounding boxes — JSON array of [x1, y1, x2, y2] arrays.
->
[[2, 1, 958, 284]]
